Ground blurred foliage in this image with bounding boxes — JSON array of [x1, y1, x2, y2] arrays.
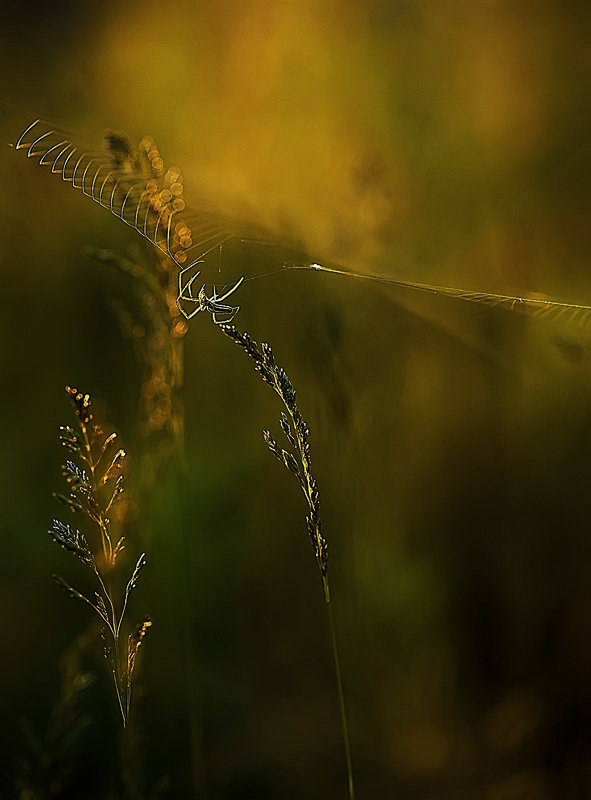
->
[[1, 0, 591, 798]]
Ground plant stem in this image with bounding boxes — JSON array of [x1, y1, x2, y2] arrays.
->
[[113, 635, 127, 728], [218, 324, 354, 797], [78, 408, 126, 724], [324, 575, 355, 800]]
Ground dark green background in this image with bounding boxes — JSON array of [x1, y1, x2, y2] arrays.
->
[[1, 1, 591, 797]]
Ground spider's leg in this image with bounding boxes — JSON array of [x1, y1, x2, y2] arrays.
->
[[211, 302, 240, 325], [178, 266, 194, 301], [179, 272, 204, 302], [178, 262, 203, 300], [224, 305, 240, 323], [179, 303, 203, 320], [214, 276, 245, 303], [211, 309, 231, 325]]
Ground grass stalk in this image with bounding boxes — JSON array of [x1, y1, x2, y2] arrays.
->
[[324, 575, 355, 800], [49, 386, 151, 730], [219, 323, 355, 799]]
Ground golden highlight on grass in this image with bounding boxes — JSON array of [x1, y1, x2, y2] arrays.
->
[[50, 386, 151, 728]]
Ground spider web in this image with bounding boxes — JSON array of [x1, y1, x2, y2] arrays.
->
[[15, 119, 247, 311], [14, 117, 591, 329]]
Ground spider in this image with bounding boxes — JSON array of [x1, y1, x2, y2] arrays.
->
[[177, 261, 244, 323]]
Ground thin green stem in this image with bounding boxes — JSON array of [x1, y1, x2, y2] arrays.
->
[[78, 409, 128, 725], [113, 635, 127, 728], [95, 563, 127, 726], [79, 419, 113, 563], [94, 568, 117, 631], [219, 325, 353, 795], [323, 575, 355, 800]]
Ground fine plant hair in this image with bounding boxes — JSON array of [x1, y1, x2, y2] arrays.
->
[[50, 386, 151, 728], [219, 323, 355, 800]]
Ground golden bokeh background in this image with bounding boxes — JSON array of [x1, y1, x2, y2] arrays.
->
[[1, 1, 591, 798]]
